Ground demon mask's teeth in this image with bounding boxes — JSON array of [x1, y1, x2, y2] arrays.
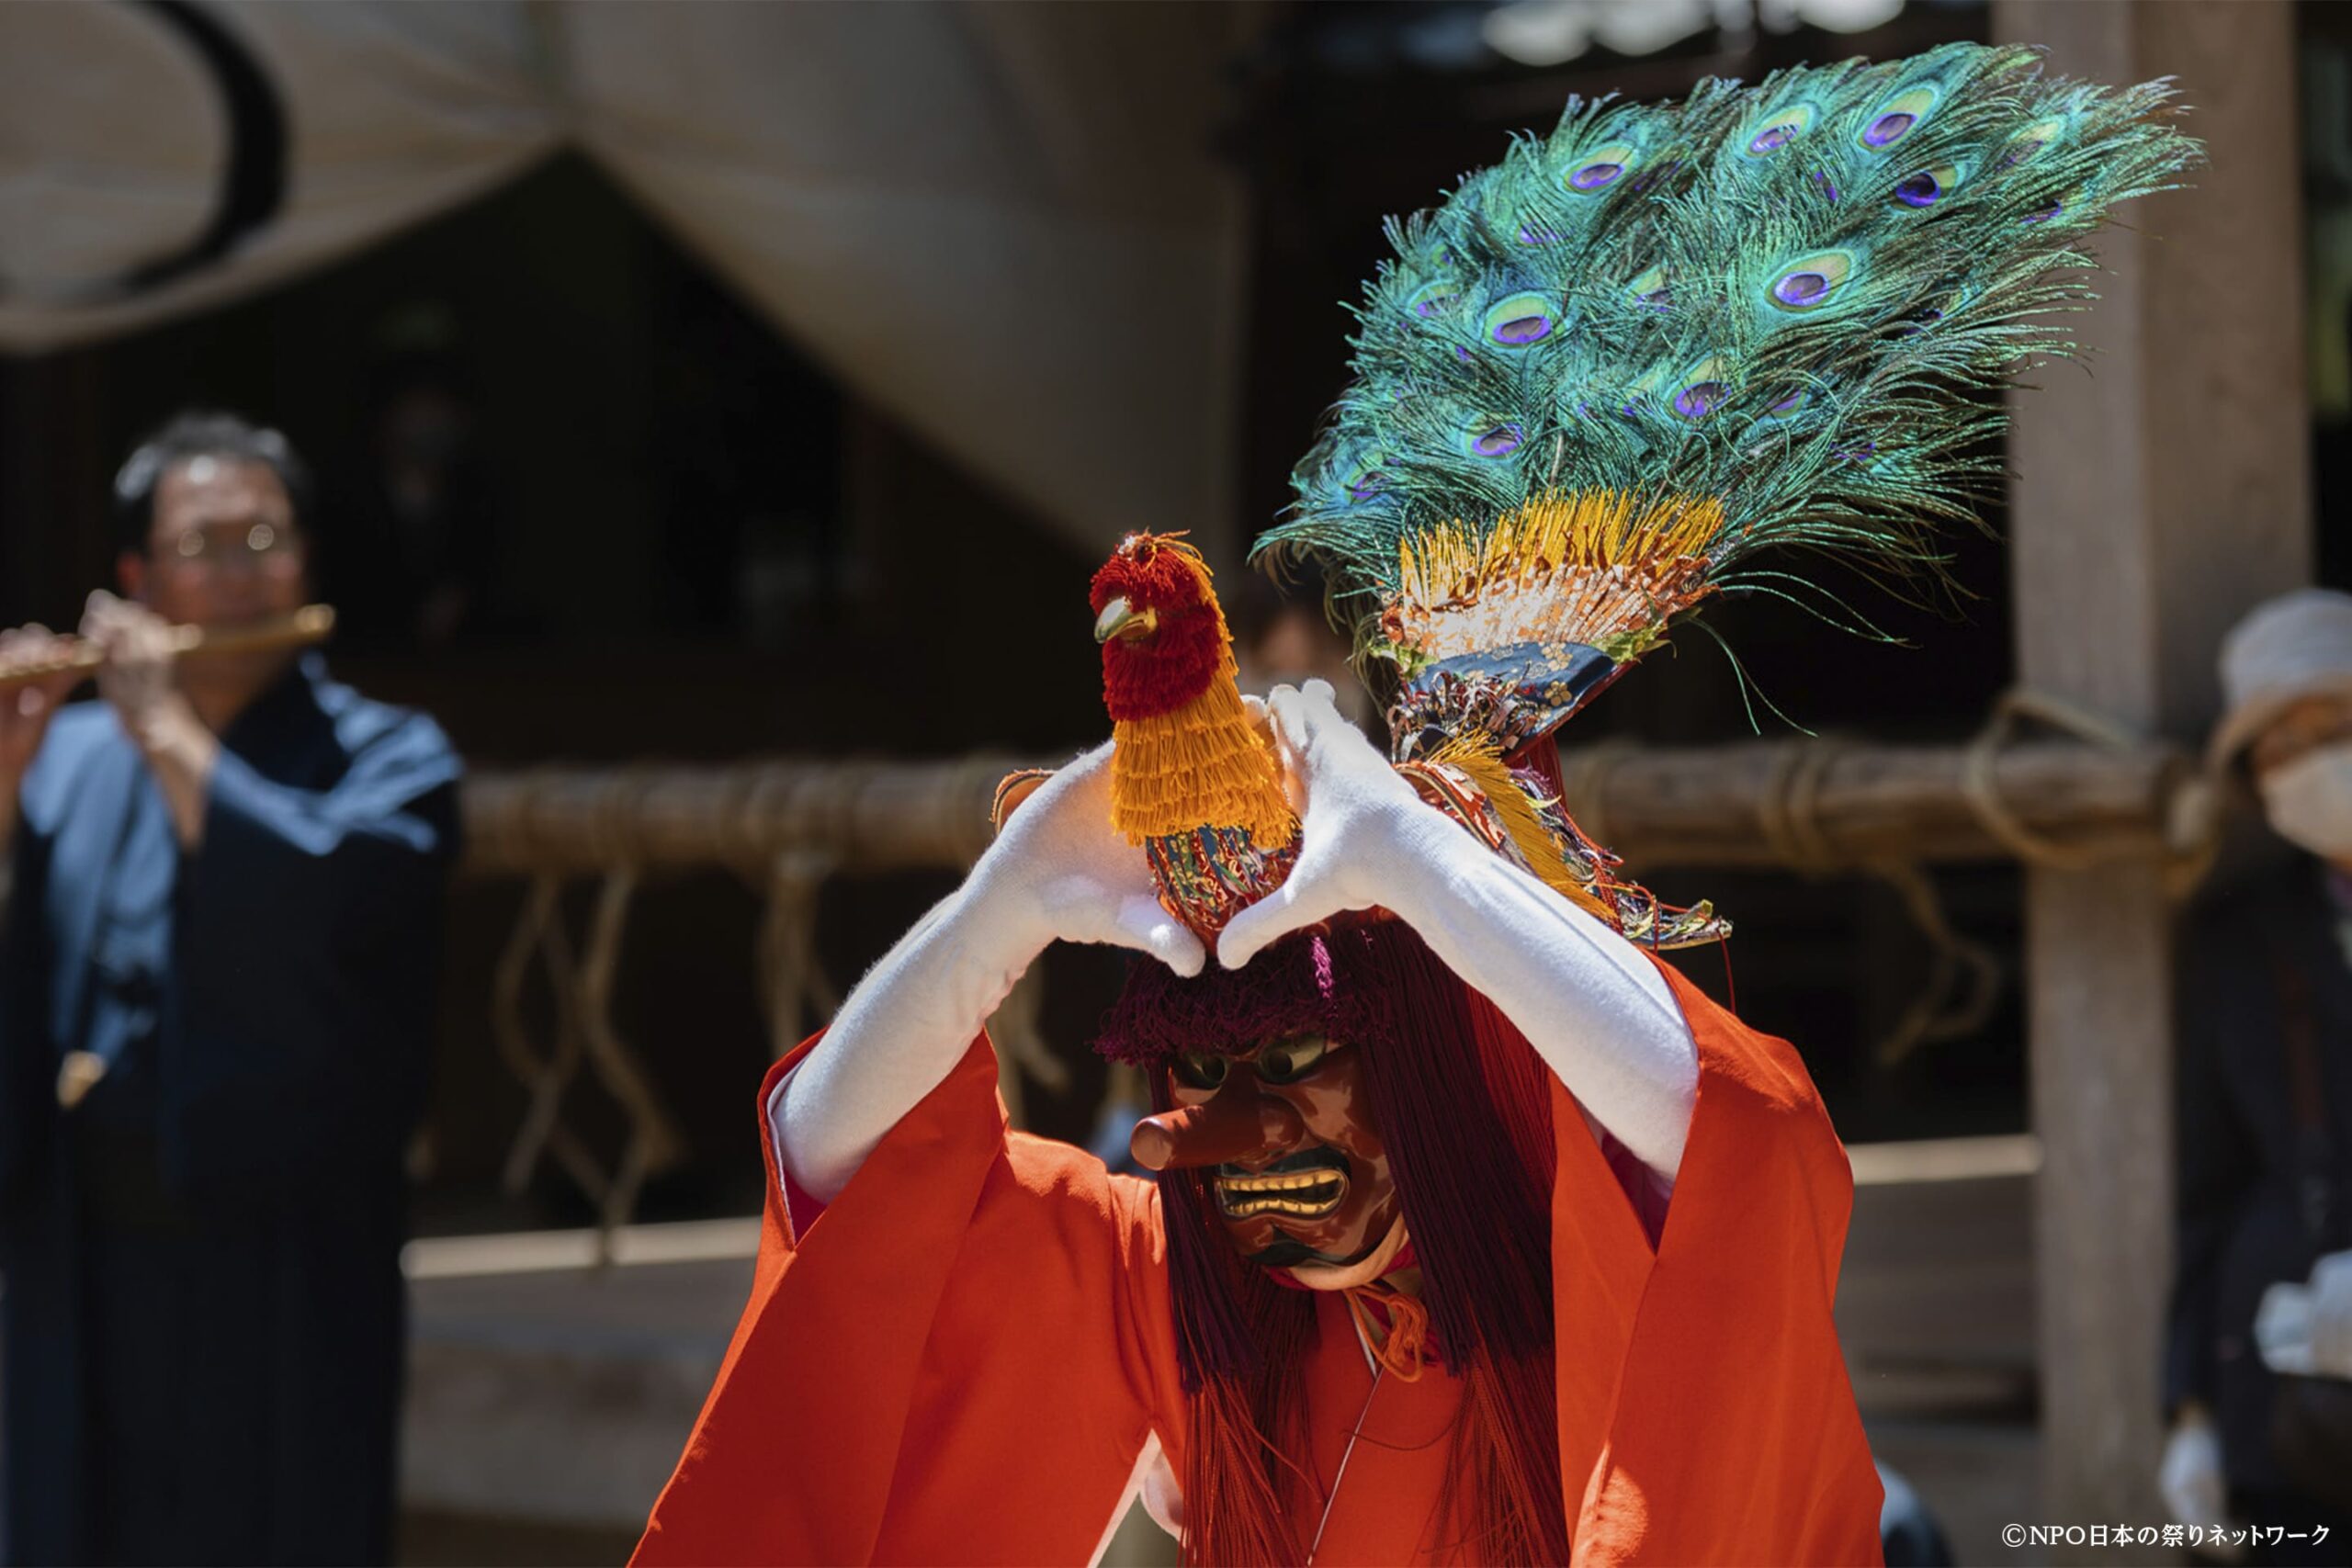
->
[[1215, 1170, 1348, 1219]]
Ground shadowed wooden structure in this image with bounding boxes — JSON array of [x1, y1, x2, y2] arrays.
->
[[1996, 0, 2312, 1543]]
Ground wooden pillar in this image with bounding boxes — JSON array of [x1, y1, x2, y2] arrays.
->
[[1993, 0, 2311, 1534]]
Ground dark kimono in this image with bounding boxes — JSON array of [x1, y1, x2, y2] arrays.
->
[[0, 655, 459, 1565]]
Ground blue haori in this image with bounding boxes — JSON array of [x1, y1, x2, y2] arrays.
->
[[0, 654, 461, 1564]]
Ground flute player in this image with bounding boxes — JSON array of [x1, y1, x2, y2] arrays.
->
[[0, 412, 460, 1565]]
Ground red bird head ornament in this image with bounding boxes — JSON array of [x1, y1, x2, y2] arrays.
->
[[1083, 534, 1299, 943], [1090, 533, 1229, 722]]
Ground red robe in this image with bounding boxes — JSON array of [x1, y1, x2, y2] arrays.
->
[[633, 964, 1883, 1564]]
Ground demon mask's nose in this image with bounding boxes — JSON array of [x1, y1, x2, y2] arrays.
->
[[1129, 1088, 1306, 1172]]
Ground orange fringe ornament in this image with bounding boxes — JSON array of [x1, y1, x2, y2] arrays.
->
[[1421, 733, 1613, 923], [1109, 595, 1298, 849], [1389, 488, 1724, 666]]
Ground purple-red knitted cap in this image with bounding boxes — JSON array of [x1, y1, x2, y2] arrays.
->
[[1093, 918, 1416, 1067]]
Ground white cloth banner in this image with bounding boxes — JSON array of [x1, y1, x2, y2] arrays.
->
[[0, 1, 1255, 550]]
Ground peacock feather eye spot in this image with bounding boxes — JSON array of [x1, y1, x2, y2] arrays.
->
[[2021, 201, 2064, 226], [1673, 382, 1728, 420], [1482, 291, 1557, 346], [1775, 272, 1827, 305], [1859, 85, 1938, 152], [1467, 423, 1523, 458], [1566, 142, 1636, 195], [1407, 281, 1461, 321], [1629, 265, 1671, 310], [1898, 306, 1945, 338], [1671, 357, 1730, 421], [1767, 250, 1854, 312], [1864, 113, 1915, 148], [1742, 102, 1815, 157], [1517, 223, 1563, 246], [1894, 165, 1959, 209], [2002, 117, 2066, 170], [1764, 389, 1810, 419], [1810, 170, 1840, 202], [1324, 437, 1393, 507]]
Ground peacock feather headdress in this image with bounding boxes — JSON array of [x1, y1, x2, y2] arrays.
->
[[1261, 42, 2199, 761]]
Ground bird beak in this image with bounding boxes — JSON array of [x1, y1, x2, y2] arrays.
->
[[1094, 597, 1158, 644]]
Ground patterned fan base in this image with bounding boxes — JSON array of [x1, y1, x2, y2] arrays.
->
[[1378, 491, 1721, 760], [1146, 823, 1303, 945], [1389, 639, 1626, 761], [1395, 753, 1730, 953]]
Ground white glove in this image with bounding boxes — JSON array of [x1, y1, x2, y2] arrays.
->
[[1217, 682, 1698, 1180], [2309, 1248, 2352, 1379], [2158, 1408, 2234, 1551], [776, 740, 1203, 1202]]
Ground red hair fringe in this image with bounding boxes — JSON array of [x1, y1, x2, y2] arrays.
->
[[1148, 921, 1571, 1565]]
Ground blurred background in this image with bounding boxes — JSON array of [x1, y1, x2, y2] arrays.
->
[[0, 0, 2334, 1562]]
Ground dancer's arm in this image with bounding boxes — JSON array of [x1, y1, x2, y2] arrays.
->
[[776, 741, 1204, 1202], [1219, 682, 1697, 1180]]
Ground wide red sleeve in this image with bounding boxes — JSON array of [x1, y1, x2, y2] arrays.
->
[[631, 1030, 1186, 1566], [1550, 962, 1883, 1566]]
